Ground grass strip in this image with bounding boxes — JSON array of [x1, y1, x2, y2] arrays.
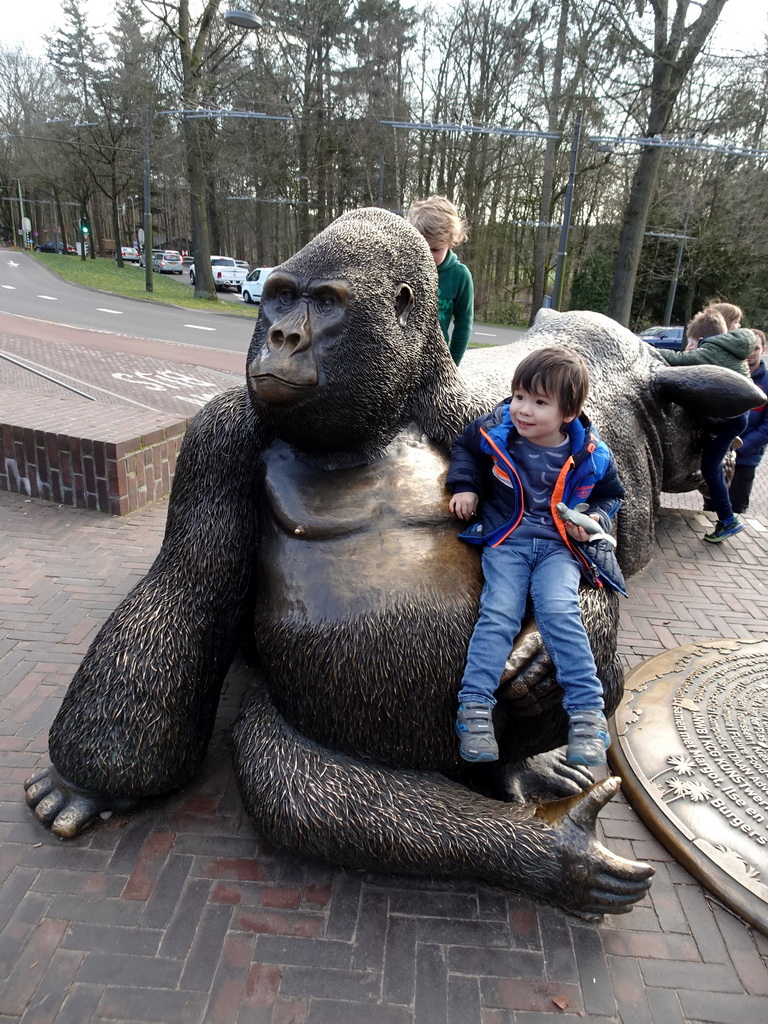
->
[[30, 252, 258, 318]]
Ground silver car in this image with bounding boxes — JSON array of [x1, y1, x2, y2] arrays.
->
[[152, 250, 184, 274]]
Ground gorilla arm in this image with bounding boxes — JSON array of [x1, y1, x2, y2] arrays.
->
[[233, 678, 653, 917], [25, 387, 263, 837]]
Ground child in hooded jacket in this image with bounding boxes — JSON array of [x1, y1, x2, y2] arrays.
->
[[729, 329, 768, 514], [660, 309, 756, 543], [446, 346, 625, 767], [407, 195, 474, 365]]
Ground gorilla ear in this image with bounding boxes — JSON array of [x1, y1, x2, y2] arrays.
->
[[395, 284, 415, 327], [653, 363, 766, 419]]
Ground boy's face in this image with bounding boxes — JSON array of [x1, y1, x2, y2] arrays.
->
[[422, 235, 449, 266], [748, 337, 766, 373], [510, 384, 576, 447]]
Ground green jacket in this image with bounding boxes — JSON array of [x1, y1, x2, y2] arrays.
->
[[659, 328, 754, 376], [436, 249, 474, 365]]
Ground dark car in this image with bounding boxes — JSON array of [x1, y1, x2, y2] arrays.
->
[[34, 241, 75, 254], [637, 326, 685, 351]]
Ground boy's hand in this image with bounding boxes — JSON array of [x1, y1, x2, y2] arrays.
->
[[564, 513, 601, 544], [449, 491, 478, 521]]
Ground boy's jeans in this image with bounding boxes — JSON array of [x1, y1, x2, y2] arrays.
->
[[701, 413, 749, 521], [458, 536, 603, 715]]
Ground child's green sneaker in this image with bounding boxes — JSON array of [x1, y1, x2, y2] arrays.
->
[[566, 709, 610, 766], [703, 515, 745, 543], [456, 702, 498, 762]]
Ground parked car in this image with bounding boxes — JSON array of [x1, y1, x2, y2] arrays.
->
[[241, 266, 275, 304], [235, 259, 249, 271], [636, 325, 685, 350], [189, 255, 248, 292], [139, 248, 163, 268], [152, 250, 184, 274], [116, 246, 140, 264], [34, 241, 75, 254]]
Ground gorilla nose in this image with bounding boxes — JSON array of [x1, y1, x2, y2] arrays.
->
[[268, 327, 304, 351], [267, 308, 312, 354]]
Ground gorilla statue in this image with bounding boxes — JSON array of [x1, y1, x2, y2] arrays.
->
[[25, 208, 764, 918]]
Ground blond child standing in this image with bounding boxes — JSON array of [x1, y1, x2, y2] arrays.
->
[[407, 196, 474, 365]]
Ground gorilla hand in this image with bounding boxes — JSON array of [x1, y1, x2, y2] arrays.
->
[[498, 620, 561, 716], [535, 777, 654, 918], [502, 748, 594, 804], [24, 767, 136, 839]]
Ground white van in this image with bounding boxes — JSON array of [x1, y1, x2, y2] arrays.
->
[[241, 267, 275, 304]]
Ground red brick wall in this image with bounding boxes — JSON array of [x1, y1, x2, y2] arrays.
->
[[1, 406, 188, 515]]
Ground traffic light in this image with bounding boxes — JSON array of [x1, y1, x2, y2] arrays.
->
[[80, 219, 90, 237]]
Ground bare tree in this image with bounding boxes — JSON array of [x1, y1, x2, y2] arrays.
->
[[606, 0, 730, 325]]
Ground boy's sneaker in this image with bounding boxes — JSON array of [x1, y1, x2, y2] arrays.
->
[[456, 703, 498, 762], [566, 709, 610, 766], [703, 515, 745, 543]]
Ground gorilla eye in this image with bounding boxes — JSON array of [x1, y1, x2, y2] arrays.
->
[[277, 288, 297, 304], [317, 293, 337, 311]]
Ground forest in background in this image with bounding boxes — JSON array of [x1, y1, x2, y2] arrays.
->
[[0, 0, 766, 328]]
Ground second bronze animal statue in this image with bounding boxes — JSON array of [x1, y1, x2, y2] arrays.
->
[[25, 208, 765, 919]]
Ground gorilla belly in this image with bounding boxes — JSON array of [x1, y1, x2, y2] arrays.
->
[[253, 432, 483, 769]]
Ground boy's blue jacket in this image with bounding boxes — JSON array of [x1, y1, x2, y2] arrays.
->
[[447, 400, 627, 595], [736, 361, 768, 468]]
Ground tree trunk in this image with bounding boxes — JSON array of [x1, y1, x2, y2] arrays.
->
[[185, 117, 218, 299], [179, 0, 219, 299], [607, 0, 729, 325], [607, 145, 665, 326], [530, 0, 568, 322], [111, 166, 123, 267]]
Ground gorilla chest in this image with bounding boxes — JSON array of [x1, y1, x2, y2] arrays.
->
[[255, 432, 482, 624]]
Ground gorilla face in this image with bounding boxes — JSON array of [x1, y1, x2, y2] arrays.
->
[[249, 272, 353, 407], [245, 209, 445, 466]]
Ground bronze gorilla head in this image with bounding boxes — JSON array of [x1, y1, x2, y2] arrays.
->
[[246, 208, 453, 464]]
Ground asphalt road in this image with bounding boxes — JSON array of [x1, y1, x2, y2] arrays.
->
[[0, 251, 256, 354], [0, 249, 526, 350]]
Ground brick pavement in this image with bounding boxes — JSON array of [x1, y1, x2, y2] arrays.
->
[[2, 327, 768, 1021]]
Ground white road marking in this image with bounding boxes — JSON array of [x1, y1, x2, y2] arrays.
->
[[96, 308, 124, 315], [0, 310, 245, 355], [474, 331, 497, 337], [1, 285, 15, 290], [183, 324, 216, 331], [7, 260, 19, 267], [37, 295, 58, 301]]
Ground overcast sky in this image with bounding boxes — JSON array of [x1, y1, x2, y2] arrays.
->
[[3, 0, 765, 59]]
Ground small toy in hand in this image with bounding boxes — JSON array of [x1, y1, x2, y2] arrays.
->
[[555, 502, 617, 547]]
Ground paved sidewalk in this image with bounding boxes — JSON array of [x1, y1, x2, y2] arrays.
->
[[2, 327, 768, 1021]]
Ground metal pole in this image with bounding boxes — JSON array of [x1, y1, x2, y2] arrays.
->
[[664, 209, 690, 324], [377, 153, 385, 207], [17, 179, 27, 250], [551, 111, 582, 311], [143, 106, 153, 293], [9, 192, 17, 246]]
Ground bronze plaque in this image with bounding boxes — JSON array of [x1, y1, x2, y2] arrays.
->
[[610, 638, 768, 934]]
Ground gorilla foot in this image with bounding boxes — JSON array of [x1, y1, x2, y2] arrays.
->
[[501, 747, 594, 804], [535, 776, 654, 918], [24, 767, 137, 838]]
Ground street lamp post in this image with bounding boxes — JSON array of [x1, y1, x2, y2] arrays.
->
[[143, 106, 153, 292]]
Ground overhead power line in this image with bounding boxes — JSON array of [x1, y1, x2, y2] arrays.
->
[[589, 133, 768, 159], [380, 120, 559, 140]]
